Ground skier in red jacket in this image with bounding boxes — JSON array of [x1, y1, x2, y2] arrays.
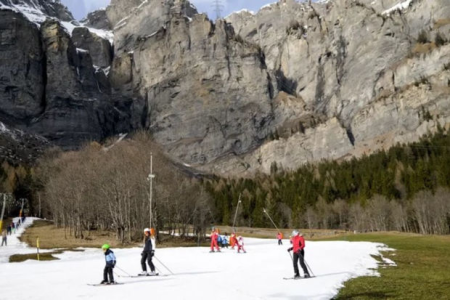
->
[[287, 230, 310, 279], [210, 228, 220, 253]]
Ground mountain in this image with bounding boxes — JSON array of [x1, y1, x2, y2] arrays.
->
[[0, 0, 449, 175]]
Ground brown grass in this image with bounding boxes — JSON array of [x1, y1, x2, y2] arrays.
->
[[9, 248, 84, 263], [215, 225, 346, 240], [21, 220, 211, 249], [20, 220, 140, 249]]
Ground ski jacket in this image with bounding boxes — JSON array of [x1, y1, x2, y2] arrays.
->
[[277, 233, 283, 240], [290, 235, 305, 252], [143, 236, 153, 253], [104, 249, 116, 267], [211, 231, 218, 241]]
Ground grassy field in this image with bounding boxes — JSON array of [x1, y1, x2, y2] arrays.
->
[[322, 233, 450, 300]]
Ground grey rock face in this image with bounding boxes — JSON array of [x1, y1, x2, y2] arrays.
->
[[0, 10, 44, 122], [81, 9, 112, 30], [28, 19, 114, 148], [72, 27, 113, 68]]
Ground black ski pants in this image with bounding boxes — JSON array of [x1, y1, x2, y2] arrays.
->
[[278, 239, 283, 245], [293, 250, 309, 276], [103, 265, 114, 282], [141, 252, 155, 272]]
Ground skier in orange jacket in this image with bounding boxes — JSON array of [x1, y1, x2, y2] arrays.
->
[[277, 232, 283, 245]]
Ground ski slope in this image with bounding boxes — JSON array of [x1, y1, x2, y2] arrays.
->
[[0, 222, 395, 300]]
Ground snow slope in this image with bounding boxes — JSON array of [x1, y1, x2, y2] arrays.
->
[[0, 229, 394, 300]]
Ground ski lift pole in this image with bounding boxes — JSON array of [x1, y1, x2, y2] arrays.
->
[[232, 194, 242, 233], [0, 194, 6, 232], [263, 208, 280, 232]]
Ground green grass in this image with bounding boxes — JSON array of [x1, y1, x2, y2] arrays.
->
[[320, 233, 450, 300]]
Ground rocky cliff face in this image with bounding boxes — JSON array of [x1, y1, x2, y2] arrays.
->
[[0, 0, 115, 150], [1, 0, 450, 175]]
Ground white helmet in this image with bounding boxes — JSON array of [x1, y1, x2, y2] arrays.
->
[[292, 230, 299, 236], [144, 228, 151, 233]]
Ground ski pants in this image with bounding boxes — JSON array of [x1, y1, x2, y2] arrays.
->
[[103, 265, 114, 283], [278, 239, 283, 245], [293, 250, 309, 276], [141, 252, 155, 272], [210, 239, 219, 251], [237, 245, 245, 253], [1, 237, 6, 246]]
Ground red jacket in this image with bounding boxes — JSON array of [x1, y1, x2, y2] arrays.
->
[[211, 231, 218, 241], [291, 235, 305, 252]]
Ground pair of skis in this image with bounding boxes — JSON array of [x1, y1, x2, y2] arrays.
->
[[89, 273, 163, 286], [283, 276, 314, 280]]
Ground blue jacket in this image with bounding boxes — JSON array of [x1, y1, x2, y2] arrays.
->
[[104, 249, 116, 267]]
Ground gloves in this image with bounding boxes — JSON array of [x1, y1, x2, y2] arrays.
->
[[151, 250, 155, 257], [287, 248, 293, 252], [113, 261, 116, 268], [141, 252, 145, 256]]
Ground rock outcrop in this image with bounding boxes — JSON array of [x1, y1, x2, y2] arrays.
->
[[1, 0, 450, 175], [81, 9, 112, 30]]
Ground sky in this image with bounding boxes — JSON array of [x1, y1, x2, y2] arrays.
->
[[61, 0, 281, 20]]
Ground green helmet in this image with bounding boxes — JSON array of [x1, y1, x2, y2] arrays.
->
[[102, 244, 110, 250]]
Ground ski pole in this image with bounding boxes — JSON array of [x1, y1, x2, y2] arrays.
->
[[303, 257, 315, 277], [115, 265, 133, 277], [154, 256, 175, 275]]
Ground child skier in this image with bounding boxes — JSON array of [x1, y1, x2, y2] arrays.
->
[[277, 232, 283, 245], [140, 228, 156, 275], [222, 234, 229, 248], [210, 227, 220, 253], [230, 233, 236, 249], [287, 230, 310, 279], [101, 244, 116, 284], [237, 236, 246, 253]]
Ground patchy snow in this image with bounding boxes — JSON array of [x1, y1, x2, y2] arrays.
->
[[227, 8, 255, 18], [0, 2, 113, 44], [0, 217, 42, 264], [0, 226, 395, 300], [382, 0, 413, 15]]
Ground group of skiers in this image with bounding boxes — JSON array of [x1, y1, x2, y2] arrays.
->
[[99, 227, 310, 284], [209, 228, 245, 253]]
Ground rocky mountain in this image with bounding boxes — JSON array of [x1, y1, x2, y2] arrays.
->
[[0, 0, 450, 175]]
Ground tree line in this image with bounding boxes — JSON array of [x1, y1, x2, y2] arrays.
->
[[204, 126, 450, 234], [35, 132, 213, 243]]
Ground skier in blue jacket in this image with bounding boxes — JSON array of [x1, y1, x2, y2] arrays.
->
[[101, 244, 116, 284]]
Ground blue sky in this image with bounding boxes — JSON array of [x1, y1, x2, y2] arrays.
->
[[62, 0, 278, 20]]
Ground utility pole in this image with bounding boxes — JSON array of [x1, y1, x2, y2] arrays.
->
[[212, 0, 223, 20], [0, 194, 6, 232], [148, 153, 155, 228]]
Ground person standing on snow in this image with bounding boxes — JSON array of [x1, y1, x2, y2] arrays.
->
[[100, 244, 116, 284], [237, 236, 246, 253], [287, 230, 310, 279], [277, 232, 283, 245], [140, 228, 156, 275], [6, 224, 11, 236], [210, 227, 220, 253], [230, 233, 237, 249], [1, 229, 7, 246]]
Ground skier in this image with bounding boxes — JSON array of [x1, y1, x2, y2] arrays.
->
[[222, 234, 229, 248], [210, 227, 220, 253], [230, 233, 236, 249], [237, 236, 246, 253], [100, 244, 116, 284], [277, 232, 283, 245], [287, 230, 310, 279], [1, 229, 7, 246], [140, 228, 156, 275]]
